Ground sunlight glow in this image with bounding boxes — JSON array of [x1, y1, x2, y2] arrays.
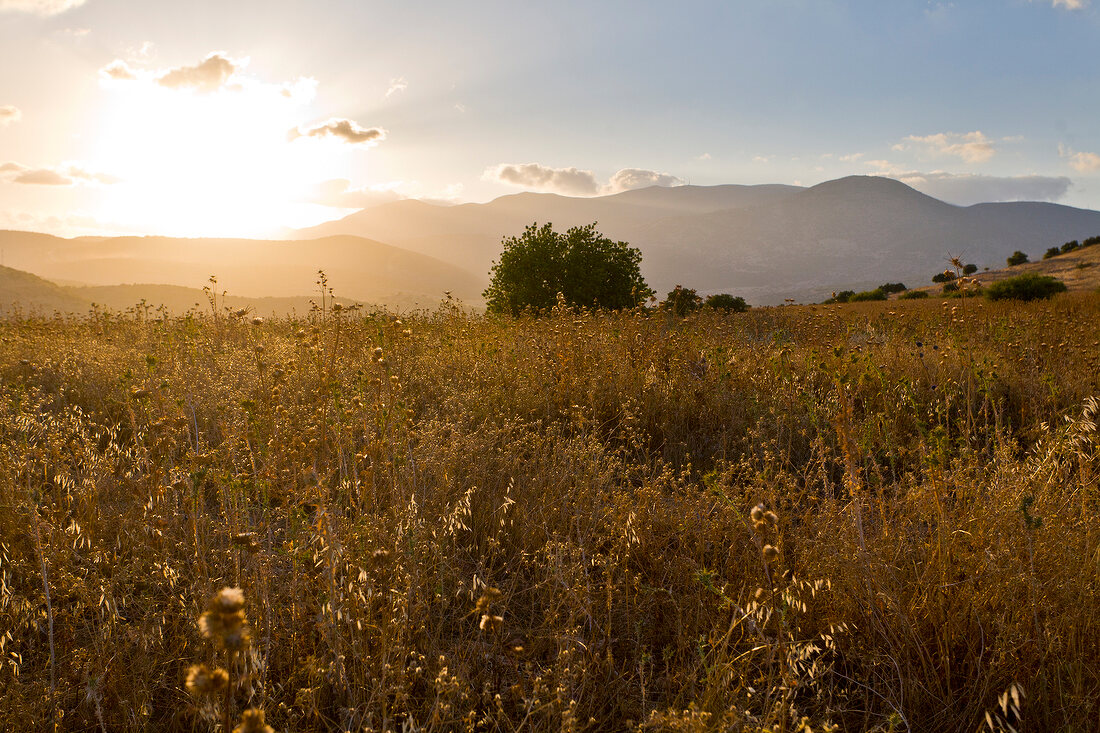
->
[[91, 76, 363, 237]]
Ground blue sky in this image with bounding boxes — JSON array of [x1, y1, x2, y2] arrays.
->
[[1, 0, 1098, 236]]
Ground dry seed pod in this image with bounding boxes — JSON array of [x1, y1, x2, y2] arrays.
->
[[762, 545, 780, 563], [479, 614, 504, 633], [750, 504, 765, 523], [185, 664, 229, 696], [233, 708, 275, 733]]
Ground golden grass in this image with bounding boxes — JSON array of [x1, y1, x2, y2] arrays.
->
[[1, 292, 1098, 731]]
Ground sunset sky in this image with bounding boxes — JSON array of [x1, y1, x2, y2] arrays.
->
[[1, 0, 1099, 238]]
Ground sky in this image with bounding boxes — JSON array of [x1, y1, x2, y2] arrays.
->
[[1, 0, 1099, 238]]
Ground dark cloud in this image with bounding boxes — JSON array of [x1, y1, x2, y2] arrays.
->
[[157, 53, 241, 93], [885, 171, 1072, 205], [290, 118, 386, 145]]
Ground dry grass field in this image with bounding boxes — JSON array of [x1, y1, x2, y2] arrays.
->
[[2, 289, 1099, 731]]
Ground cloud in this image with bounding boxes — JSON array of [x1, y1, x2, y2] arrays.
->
[[607, 168, 685, 192], [839, 152, 863, 162], [485, 162, 684, 196], [485, 163, 600, 196], [1, 161, 119, 186], [695, 152, 711, 161], [157, 52, 243, 92], [385, 77, 408, 99], [289, 118, 386, 146], [99, 59, 137, 81], [894, 131, 995, 163], [0, 0, 86, 16], [0, 105, 21, 126], [1049, 0, 1087, 9], [1059, 144, 1100, 173], [879, 170, 1072, 206]]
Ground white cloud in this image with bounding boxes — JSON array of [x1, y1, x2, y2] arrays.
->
[[99, 60, 137, 81], [157, 52, 244, 93], [1050, 0, 1087, 9], [752, 155, 771, 164], [485, 163, 600, 196], [0, 0, 86, 16], [484, 162, 683, 196], [878, 170, 1071, 205], [1, 161, 119, 186], [385, 77, 408, 99], [695, 152, 711, 160], [606, 168, 685, 192], [1059, 144, 1100, 173], [289, 118, 386, 146], [895, 131, 995, 163], [0, 105, 21, 126], [839, 152, 863, 162]]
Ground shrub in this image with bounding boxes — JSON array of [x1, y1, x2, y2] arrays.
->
[[879, 282, 907, 295], [1061, 240, 1080, 254], [899, 290, 929, 299], [663, 285, 702, 316], [963, 263, 978, 275], [932, 271, 956, 284], [1044, 247, 1061, 260], [849, 288, 887, 302], [942, 281, 959, 293], [1083, 235, 1100, 247], [985, 273, 1067, 301], [824, 290, 855, 304], [1007, 250, 1029, 266], [704, 293, 750, 312]]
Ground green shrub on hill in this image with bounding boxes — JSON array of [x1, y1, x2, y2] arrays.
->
[[985, 273, 1067, 301]]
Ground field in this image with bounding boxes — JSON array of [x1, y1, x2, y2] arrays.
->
[[2, 291, 1099, 732]]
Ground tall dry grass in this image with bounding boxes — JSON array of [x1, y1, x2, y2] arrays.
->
[[0, 291, 1098, 731]]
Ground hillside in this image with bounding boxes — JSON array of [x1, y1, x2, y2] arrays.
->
[[911, 242, 1100, 296], [0, 265, 89, 315], [0, 231, 483, 307], [295, 176, 1100, 304]]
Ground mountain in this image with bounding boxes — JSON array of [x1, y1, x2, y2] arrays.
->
[[294, 177, 1100, 304], [0, 265, 89, 314], [0, 231, 482, 307]]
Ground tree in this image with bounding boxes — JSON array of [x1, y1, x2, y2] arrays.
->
[[663, 285, 701, 316], [1006, 250, 1029, 266], [705, 293, 750, 312], [879, 282, 907, 295], [963, 263, 978, 275], [932, 271, 956, 283], [1044, 247, 1061, 260], [484, 223, 652, 315]]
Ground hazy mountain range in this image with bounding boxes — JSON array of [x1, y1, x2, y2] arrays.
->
[[3, 175, 1100, 311], [298, 175, 1100, 303]]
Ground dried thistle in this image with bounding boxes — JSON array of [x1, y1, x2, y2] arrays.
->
[[479, 614, 504, 633], [474, 587, 502, 615], [198, 587, 251, 652], [762, 545, 780, 563], [185, 664, 228, 696], [233, 708, 275, 733]]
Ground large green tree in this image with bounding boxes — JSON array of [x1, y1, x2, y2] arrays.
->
[[484, 222, 652, 315]]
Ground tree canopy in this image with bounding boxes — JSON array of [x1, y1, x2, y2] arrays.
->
[[484, 223, 652, 315]]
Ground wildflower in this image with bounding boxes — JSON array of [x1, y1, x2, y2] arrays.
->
[[233, 708, 275, 733], [185, 664, 228, 696], [198, 587, 251, 652], [475, 587, 502, 614], [480, 614, 504, 633]]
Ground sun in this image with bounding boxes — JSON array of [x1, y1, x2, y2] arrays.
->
[[90, 78, 359, 237]]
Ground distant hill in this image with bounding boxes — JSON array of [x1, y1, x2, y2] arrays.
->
[[0, 231, 482, 307], [294, 176, 1100, 304], [0, 265, 89, 315]]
